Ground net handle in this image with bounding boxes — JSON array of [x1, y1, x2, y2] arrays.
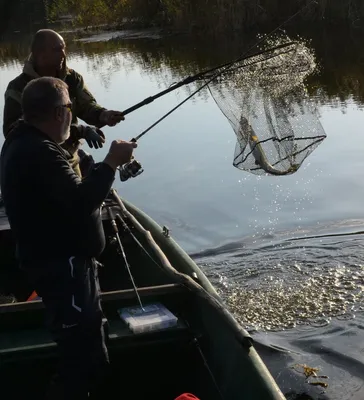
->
[[121, 42, 298, 117], [130, 0, 318, 142]]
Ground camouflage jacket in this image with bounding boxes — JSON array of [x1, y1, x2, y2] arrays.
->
[[2, 55, 106, 149]]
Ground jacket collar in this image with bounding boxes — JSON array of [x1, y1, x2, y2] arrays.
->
[[23, 54, 69, 80], [3, 119, 72, 159]]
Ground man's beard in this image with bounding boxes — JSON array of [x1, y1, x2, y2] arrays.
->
[[59, 126, 70, 143], [55, 59, 65, 78]]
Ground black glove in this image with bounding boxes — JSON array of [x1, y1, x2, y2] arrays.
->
[[83, 126, 105, 149]]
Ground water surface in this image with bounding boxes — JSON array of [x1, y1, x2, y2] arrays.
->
[[1, 25, 364, 399]]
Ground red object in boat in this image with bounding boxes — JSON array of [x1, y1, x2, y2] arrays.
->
[[175, 394, 200, 400], [27, 290, 40, 301]]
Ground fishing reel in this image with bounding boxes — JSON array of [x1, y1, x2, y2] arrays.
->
[[118, 159, 144, 182]]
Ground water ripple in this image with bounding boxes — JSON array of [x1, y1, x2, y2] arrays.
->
[[198, 233, 364, 332]]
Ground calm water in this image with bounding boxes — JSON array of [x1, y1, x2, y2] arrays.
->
[[1, 24, 364, 399]]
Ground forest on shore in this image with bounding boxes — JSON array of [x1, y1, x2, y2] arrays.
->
[[47, 0, 364, 34]]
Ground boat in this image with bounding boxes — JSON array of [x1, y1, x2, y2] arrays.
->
[[0, 187, 286, 399]]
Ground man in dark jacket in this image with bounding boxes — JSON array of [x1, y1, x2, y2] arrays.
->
[[0, 76, 137, 399], [2, 29, 125, 176]]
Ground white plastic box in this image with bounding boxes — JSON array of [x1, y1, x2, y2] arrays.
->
[[118, 302, 178, 334]]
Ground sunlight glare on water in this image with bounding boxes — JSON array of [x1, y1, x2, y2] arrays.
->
[[2, 22, 364, 398], [198, 232, 364, 332]]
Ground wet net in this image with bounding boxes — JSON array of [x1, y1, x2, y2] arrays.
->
[[129, 38, 326, 177], [202, 38, 327, 176]]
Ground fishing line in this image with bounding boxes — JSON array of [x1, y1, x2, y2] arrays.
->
[[120, 42, 297, 117], [117, 0, 325, 180], [129, 0, 319, 143]]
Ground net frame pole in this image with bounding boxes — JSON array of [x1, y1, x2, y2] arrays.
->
[[121, 42, 298, 117]]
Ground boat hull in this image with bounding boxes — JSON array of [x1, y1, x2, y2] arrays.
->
[[0, 190, 286, 399]]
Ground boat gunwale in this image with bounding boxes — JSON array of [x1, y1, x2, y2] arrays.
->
[[0, 189, 287, 399], [0, 283, 185, 313], [114, 190, 287, 400]]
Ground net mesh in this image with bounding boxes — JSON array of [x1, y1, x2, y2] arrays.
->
[[203, 37, 326, 176]]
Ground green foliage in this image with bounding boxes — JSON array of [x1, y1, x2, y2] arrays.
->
[[48, 0, 165, 28], [47, 0, 364, 32], [48, 0, 115, 28], [2, 23, 364, 108]]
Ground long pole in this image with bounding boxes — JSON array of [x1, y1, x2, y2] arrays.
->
[[130, 0, 318, 142], [120, 42, 297, 117]]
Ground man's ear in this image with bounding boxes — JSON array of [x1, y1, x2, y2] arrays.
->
[[35, 52, 44, 66], [54, 106, 63, 122]]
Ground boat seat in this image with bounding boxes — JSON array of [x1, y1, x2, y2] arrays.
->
[[0, 284, 193, 364], [0, 283, 185, 314], [0, 318, 191, 364]]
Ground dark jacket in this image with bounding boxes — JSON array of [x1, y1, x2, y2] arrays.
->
[[2, 54, 106, 153], [0, 121, 115, 266]]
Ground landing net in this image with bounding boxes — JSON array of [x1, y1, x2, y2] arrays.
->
[[203, 37, 326, 176]]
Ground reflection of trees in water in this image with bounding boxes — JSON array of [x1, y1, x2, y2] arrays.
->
[[304, 26, 364, 109], [1, 26, 364, 109], [0, 38, 30, 68], [68, 37, 211, 100], [70, 50, 124, 90]]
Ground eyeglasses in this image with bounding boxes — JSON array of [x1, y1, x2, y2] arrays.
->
[[60, 102, 72, 113]]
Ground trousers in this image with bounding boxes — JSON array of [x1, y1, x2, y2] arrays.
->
[[27, 256, 109, 399]]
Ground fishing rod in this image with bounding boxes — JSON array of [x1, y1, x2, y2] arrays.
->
[[120, 41, 298, 117], [132, 0, 317, 142], [106, 205, 145, 311], [118, 0, 319, 181]]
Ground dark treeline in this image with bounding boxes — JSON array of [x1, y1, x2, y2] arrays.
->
[[0, 0, 50, 36], [1, 25, 364, 108], [1, 0, 363, 37], [46, 0, 364, 34]]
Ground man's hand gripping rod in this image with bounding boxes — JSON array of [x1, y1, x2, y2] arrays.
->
[[117, 137, 144, 182]]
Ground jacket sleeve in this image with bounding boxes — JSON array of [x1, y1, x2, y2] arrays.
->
[[3, 89, 23, 138], [37, 142, 115, 216], [72, 71, 106, 128]]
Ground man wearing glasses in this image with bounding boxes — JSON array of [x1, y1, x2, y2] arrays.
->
[[2, 29, 124, 176], [0, 76, 137, 399]]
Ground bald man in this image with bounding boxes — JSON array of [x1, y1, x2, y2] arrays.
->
[[3, 29, 125, 176]]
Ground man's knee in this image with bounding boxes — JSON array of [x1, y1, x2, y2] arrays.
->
[[34, 257, 103, 335], [31, 257, 108, 397]]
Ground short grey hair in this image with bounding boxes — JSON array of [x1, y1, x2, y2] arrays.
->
[[22, 77, 69, 123]]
